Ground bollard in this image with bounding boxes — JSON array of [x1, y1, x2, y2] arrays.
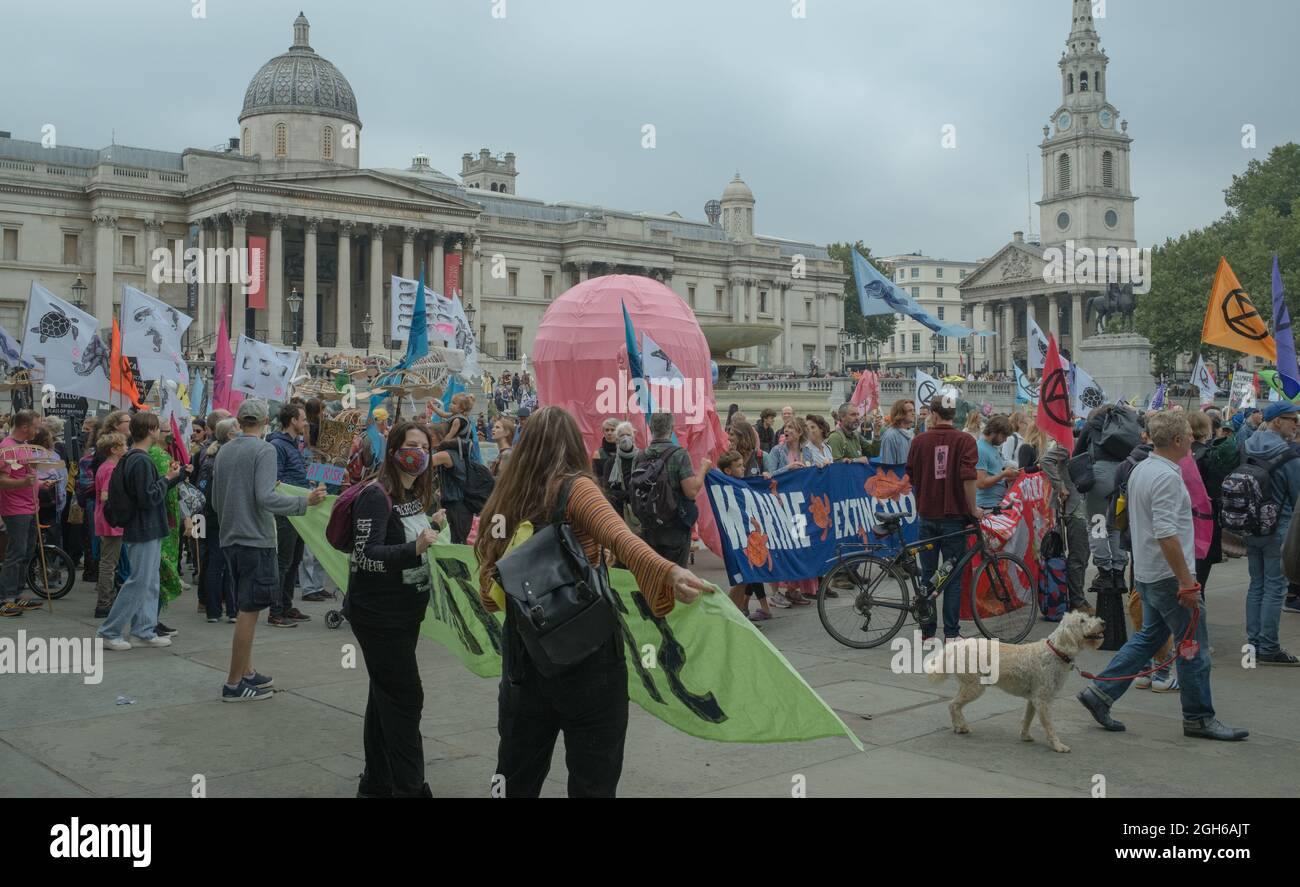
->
[[1096, 570, 1129, 651]]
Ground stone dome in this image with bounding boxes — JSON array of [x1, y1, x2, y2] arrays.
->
[[240, 13, 360, 127], [721, 173, 754, 203]]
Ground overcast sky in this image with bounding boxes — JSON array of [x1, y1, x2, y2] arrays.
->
[[4, 0, 1296, 262]]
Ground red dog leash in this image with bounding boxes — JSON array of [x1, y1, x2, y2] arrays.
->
[[1048, 586, 1203, 682]]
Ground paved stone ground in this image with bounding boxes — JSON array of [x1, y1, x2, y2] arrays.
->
[[1, 550, 1296, 798]]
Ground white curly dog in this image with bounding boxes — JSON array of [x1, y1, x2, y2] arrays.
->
[[930, 611, 1107, 753]]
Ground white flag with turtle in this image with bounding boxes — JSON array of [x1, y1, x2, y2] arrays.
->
[[1068, 362, 1105, 418], [121, 284, 191, 381], [914, 369, 942, 408], [1191, 355, 1217, 405], [1027, 316, 1050, 371], [23, 282, 110, 401]]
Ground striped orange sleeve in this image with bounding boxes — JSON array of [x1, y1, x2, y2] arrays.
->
[[566, 476, 677, 618]]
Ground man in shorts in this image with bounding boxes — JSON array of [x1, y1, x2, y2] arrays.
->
[[212, 399, 326, 701]]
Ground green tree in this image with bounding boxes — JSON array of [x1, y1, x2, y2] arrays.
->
[[1136, 143, 1300, 372], [828, 241, 896, 359]]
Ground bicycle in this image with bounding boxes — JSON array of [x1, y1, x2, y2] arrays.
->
[[817, 506, 1037, 649], [27, 537, 76, 601]]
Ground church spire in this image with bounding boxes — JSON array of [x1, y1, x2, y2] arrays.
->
[[1067, 0, 1100, 54]]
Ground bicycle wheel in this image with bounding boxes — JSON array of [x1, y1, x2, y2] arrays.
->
[[28, 545, 76, 601], [818, 554, 911, 649], [970, 552, 1037, 643]]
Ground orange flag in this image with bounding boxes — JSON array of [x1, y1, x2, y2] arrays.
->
[[1201, 257, 1276, 361], [110, 318, 145, 410]]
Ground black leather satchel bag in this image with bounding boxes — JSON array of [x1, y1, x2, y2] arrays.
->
[[495, 478, 617, 677], [1067, 450, 1096, 494]]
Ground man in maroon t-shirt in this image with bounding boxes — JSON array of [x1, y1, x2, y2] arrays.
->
[[905, 390, 980, 640]]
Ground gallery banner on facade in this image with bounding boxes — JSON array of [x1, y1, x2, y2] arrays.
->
[[444, 253, 462, 300], [247, 235, 268, 309]]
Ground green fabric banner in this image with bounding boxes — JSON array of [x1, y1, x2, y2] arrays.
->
[[282, 486, 861, 748]]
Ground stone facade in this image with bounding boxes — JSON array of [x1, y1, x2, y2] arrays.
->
[[878, 254, 982, 375], [0, 14, 844, 372]]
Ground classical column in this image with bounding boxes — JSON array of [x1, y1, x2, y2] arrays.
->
[[579, 261, 590, 283], [337, 221, 353, 350], [433, 232, 445, 293], [781, 285, 792, 370], [143, 220, 164, 296], [229, 209, 250, 339], [92, 213, 117, 323], [1071, 290, 1084, 353], [303, 218, 319, 348], [368, 224, 386, 349], [1048, 292, 1061, 346], [1001, 300, 1014, 373], [816, 292, 827, 368], [1024, 295, 1036, 338], [402, 227, 417, 280], [729, 276, 742, 325], [268, 214, 286, 346], [467, 233, 481, 304]]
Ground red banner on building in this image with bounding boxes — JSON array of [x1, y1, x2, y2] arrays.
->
[[247, 235, 267, 309], [444, 253, 461, 300]]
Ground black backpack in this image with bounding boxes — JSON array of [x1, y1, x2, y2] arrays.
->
[[454, 438, 494, 514], [494, 478, 616, 677], [103, 449, 148, 529], [630, 445, 681, 529], [1220, 452, 1298, 537], [1107, 445, 1151, 551], [1096, 407, 1142, 461]]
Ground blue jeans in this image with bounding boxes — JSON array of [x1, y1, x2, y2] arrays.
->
[[1244, 534, 1286, 656], [97, 537, 163, 642], [0, 514, 36, 601], [1090, 576, 1214, 721], [919, 517, 973, 639]]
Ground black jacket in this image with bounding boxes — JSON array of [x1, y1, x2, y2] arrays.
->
[[120, 447, 181, 544], [343, 484, 429, 629]]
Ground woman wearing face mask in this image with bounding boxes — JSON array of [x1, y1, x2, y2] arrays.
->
[[346, 421, 446, 798], [603, 421, 640, 526]]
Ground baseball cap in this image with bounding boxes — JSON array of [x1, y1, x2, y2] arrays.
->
[[237, 399, 269, 424], [1263, 402, 1300, 422], [517, 406, 532, 419]]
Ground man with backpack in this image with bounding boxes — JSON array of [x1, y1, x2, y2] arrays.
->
[[630, 413, 710, 567], [96, 412, 183, 650], [212, 399, 326, 701], [1230, 401, 1300, 665], [1074, 404, 1141, 595]]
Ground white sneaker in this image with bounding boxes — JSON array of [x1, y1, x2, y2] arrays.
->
[[103, 637, 132, 651], [1151, 673, 1180, 693], [131, 635, 172, 648], [1134, 675, 1152, 689], [769, 590, 792, 609]]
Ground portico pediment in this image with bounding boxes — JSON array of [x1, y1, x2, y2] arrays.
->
[[959, 242, 1049, 293], [191, 168, 482, 218]]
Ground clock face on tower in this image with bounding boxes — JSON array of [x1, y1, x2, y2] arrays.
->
[[1058, 111, 1072, 132], [1099, 110, 1113, 129]]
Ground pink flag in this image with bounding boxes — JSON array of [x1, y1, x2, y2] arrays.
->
[[850, 369, 880, 413], [212, 304, 243, 413], [168, 414, 190, 467]]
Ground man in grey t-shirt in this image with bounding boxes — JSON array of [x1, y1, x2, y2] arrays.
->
[[1077, 411, 1247, 742]]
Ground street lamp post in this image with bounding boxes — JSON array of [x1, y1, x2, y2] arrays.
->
[[286, 287, 303, 348], [70, 275, 87, 310], [361, 312, 373, 358], [930, 333, 939, 377]]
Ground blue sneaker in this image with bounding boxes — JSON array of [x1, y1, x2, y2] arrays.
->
[[221, 679, 273, 702], [243, 672, 274, 689]]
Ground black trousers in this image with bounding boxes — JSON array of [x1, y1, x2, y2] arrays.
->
[[351, 617, 427, 797], [273, 515, 304, 616], [496, 632, 628, 798], [445, 501, 473, 544]]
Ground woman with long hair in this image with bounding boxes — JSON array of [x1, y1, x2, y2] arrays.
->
[[763, 416, 814, 476], [475, 406, 710, 797], [347, 421, 445, 798], [489, 416, 516, 477], [728, 419, 761, 477]]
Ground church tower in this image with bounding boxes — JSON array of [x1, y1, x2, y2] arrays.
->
[[1038, 0, 1135, 251]]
